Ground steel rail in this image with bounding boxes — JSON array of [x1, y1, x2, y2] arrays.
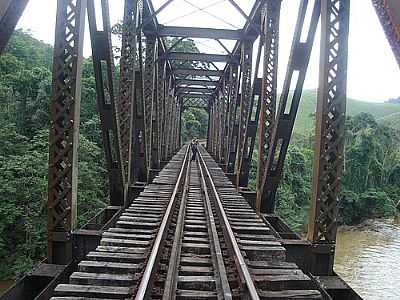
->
[[198, 148, 260, 300], [162, 152, 192, 299], [197, 158, 233, 299], [135, 145, 191, 299]]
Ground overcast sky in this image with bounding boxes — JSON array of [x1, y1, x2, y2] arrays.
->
[[16, 0, 400, 102]]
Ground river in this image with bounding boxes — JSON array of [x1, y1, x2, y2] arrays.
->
[[335, 218, 400, 299], [1, 218, 399, 298]]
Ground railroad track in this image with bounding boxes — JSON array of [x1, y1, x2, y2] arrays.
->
[[51, 145, 324, 299]]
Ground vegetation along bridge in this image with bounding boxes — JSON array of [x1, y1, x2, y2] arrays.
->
[[0, 0, 399, 299]]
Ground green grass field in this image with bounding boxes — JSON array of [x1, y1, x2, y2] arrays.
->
[[291, 90, 400, 134]]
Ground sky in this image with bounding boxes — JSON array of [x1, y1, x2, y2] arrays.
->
[[15, 0, 400, 102]]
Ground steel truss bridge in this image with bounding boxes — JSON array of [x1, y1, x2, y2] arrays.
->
[[0, 0, 399, 299]]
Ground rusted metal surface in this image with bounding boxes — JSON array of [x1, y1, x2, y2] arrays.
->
[[0, 0, 364, 297], [0, 0, 29, 54], [259, 0, 321, 213], [47, 0, 87, 265], [226, 64, 240, 172], [307, 0, 350, 275], [119, 0, 148, 186], [143, 35, 157, 174], [235, 40, 253, 187], [372, 0, 400, 66], [87, 0, 124, 205], [256, 0, 281, 212]]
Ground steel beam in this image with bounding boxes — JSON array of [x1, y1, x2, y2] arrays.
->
[[176, 79, 219, 87], [156, 57, 166, 164], [307, 0, 350, 275], [162, 76, 172, 161], [143, 35, 158, 176], [237, 6, 265, 188], [372, 0, 400, 66], [174, 68, 224, 77], [235, 40, 253, 187], [238, 78, 262, 187], [256, 0, 281, 211], [259, 0, 321, 213], [177, 87, 215, 93], [0, 0, 29, 54], [87, 0, 124, 205], [126, 0, 148, 184], [219, 79, 230, 164], [47, 0, 86, 265], [156, 25, 243, 40], [167, 52, 238, 63], [226, 64, 240, 173]]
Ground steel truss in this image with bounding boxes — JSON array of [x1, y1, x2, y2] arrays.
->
[[2, 0, 391, 285]]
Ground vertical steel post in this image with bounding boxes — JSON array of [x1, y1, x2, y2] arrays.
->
[[307, 0, 350, 275], [156, 57, 166, 162], [118, 0, 147, 186], [178, 97, 182, 148], [256, 0, 281, 211], [226, 64, 239, 172], [218, 87, 227, 163], [47, 0, 86, 265], [0, 0, 29, 54], [236, 40, 253, 187], [143, 35, 157, 178], [214, 94, 221, 161], [221, 79, 230, 166]]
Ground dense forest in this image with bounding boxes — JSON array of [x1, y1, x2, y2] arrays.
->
[[0, 30, 399, 280]]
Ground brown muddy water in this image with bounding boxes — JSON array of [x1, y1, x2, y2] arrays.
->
[[1, 219, 399, 298], [335, 218, 400, 299]]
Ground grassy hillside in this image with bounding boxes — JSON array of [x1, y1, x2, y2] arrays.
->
[[292, 90, 400, 134]]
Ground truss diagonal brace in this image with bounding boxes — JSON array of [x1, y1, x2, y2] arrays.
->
[[87, 0, 124, 205], [0, 0, 29, 54], [235, 40, 253, 186], [259, 0, 321, 213]]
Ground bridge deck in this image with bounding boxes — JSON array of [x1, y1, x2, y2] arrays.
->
[[50, 146, 322, 299]]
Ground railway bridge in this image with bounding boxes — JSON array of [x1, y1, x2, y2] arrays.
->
[[0, 0, 399, 299]]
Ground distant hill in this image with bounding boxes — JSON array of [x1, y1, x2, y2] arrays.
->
[[292, 90, 400, 134]]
